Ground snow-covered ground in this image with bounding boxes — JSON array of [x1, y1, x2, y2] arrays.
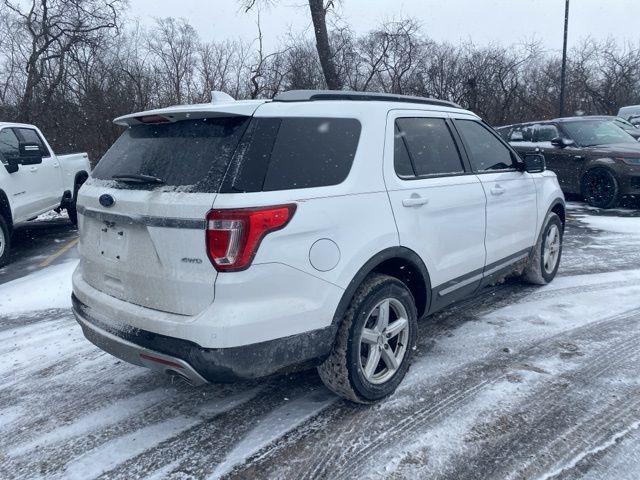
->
[[1, 202, 639, 479]]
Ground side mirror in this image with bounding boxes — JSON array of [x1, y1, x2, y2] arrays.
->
[[523, 153, 546, 173], [2, 157, 19, 174], [18, 142, 43, 165], [550, 136, 574, 148]]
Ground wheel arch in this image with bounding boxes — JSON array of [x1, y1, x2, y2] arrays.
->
[[332, 247, 432, 328], [548, 198, 566, 230], [73, 170, 89, 198]]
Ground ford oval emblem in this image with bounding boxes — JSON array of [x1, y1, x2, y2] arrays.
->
[[99, 194, 115, 208]]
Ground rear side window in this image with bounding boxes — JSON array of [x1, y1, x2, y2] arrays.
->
[[222, 117, 361, 192], [15, 128, 50, 157], [455, 120, 514, 171], [92, 117, 250, 192], [534, 124, 559, 142], [394, 118, 464, 178]]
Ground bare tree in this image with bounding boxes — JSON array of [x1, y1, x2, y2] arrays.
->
[[3, 0, 124, 122], [241, 0, 342, 89], [147, 17, 198, 105]]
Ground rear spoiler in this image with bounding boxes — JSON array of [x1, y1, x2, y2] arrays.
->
[[114, 98, 267, 127]]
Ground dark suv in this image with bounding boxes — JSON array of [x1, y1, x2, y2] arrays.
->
[[497, 117, 640, 208]]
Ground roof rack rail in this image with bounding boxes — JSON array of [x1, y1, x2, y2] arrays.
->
[[272, 90, 461, 109]]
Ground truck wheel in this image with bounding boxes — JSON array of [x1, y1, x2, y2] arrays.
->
[[318, 273, 418, 403], [67, 177, 86, 226], [522, 212, 563, 285], [0, 214, 10, 268], [67, 199, 78, 226], [581, 168, 620, 209]]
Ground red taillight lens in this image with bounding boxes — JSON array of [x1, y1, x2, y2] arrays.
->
[[206, 204, 296, 271], [136, 115, 171, 124]]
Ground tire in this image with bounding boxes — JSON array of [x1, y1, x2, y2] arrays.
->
[[581, 167, 620, 209], [67, 199, 78, 226], [522, 212, 563, 285], [318, 273, 418, 403], [0, 214, 11, 268], [67, 177, 86, 226]]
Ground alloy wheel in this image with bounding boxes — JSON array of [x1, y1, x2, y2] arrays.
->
[[543, 224, 560, 274], [0, 227, 5, 259], [358, 298, 410, 384], [584, 169, 616, 208]]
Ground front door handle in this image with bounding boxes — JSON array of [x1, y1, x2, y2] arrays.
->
[[29, 166, 38, 172], [490, 185, 506, 196], [53, 162, 60, 168], [402, 195, 429, 207]]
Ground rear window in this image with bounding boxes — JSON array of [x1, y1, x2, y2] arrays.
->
[[222, 117, 361, 192], [394, 117, 464, 177], [92, 117, 250, 191]]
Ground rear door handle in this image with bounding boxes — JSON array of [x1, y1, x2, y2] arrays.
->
[[402, 195, 429, 207], [53, 162, 60, 168], [490, 185, 506, 196], [29, 166, 38, 172]]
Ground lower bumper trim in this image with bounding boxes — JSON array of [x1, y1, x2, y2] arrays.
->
[[71, 293, 337, 383], [76, 308, 208, 385]]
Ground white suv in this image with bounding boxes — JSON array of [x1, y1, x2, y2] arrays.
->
[[72, 90, 565, 403]]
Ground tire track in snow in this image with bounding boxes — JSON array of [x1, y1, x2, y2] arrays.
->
[[330, 307, 640, 479], [92, 375, 328, 480], [226, 306, 640, 479], [438, 318, 640, 479]]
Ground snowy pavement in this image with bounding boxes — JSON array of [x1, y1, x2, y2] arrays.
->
[[1, 202, 639, 479]]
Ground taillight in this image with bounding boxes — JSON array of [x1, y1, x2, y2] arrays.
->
[[206, 204, 296, 271], [135, 115, 171, 124]]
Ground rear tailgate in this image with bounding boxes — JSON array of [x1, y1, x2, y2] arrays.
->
[[77, 187, 215, 316], [77, 109, 256, 316]]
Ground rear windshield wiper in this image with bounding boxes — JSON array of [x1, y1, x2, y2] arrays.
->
[[112, 174, 165, 185]]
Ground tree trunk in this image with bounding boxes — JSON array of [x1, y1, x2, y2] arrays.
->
[[308, 0, 341, 90]]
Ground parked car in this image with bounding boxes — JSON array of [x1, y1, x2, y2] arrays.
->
[[617, 105, 640, 125], [0, 122, 90, 267], [72, 90, 565, 403], [496, 117, 640, 208]]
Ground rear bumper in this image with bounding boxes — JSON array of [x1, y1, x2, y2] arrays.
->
[[72, 294, 336, 382]]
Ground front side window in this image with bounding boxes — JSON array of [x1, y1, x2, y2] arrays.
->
[[0, 128, 19, 165], [394, 117, 464, 178], [534, 124, 560, 143], [456, 120, 514, 171]]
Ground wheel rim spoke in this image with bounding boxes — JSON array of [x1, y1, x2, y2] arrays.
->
[[386, 317, 408, 339], [361, 328, 379, 345], [364, 347, 381, 378], [375, 300, 390, 331], [381, 347, 399, 371]]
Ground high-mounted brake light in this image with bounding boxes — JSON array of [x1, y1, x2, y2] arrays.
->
[[206, 204, 296, 272], [136, 115, 171, 124]]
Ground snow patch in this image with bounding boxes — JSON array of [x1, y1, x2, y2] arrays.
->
[[0, 260, 78, 315], [576, 215, 640, 236]]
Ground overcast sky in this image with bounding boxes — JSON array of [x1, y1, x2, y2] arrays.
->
[[128, 0, 640, 53]]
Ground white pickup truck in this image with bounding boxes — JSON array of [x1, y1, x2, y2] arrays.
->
[[0, 122, 90, 267]]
